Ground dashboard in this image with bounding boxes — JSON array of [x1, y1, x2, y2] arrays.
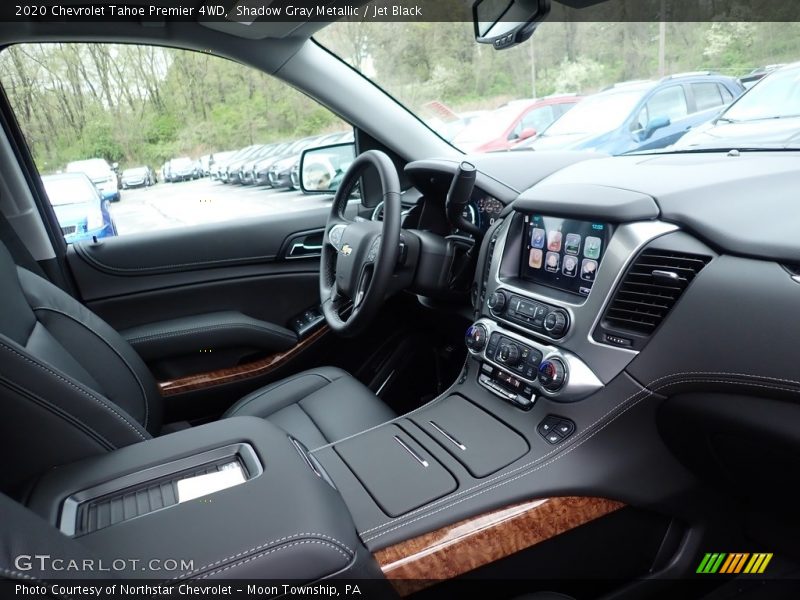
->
[[404, 150, 800, 471]]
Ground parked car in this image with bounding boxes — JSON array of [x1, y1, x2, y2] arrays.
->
[[197, 154, 211, 176], [42, 173, 116, 243], [251, 142, 291, 186], [239, 143, 280, 185], [120, 166, 155, 189], [65, 158, 120, 202], [223, 145, 264, 184], [159, 161, 172, 183], [739, 64, 786, 89], [209, 151, 235, 180], [675, 62, 800, 150], [169, 156, 199, 182], [524, 73, 744, 155], [452, 95, 581, 152]]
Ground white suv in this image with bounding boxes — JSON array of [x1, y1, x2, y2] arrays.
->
[[65, 158, 120, 202]]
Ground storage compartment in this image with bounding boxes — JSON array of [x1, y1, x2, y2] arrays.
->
[[412, 394, 529, 477], [60, 443, 261, 536], [335, 424, 457, 517]]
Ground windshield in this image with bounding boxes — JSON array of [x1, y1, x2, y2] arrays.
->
[[43, 176, 97, 206], [318, 17, 800, 154], [723, 66, 800, 122], [543, 89, 644, 136]]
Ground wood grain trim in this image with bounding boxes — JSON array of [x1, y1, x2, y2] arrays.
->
[[158, 325, 329, 396], [374, 496, 624, 596]]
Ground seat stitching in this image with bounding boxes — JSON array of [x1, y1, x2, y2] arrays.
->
[[194, 540, 351, 580], [0, 375, 116, 451], [0, 342, 147, 441], [32, 306, 151, 429], [169, 532, 353, 580], [359, 371, 800, 541], [127, 323, 296, 344], [295, 400, 329, 444], [227, 373, 330, 417]]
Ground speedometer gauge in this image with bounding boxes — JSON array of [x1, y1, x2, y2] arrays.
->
[[478, 196, 503, 217]]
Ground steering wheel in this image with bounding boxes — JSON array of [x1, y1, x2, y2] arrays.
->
[[320, 150, 401, 337]]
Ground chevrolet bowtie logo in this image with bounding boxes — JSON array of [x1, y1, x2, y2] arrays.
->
[[340, 244, 352, 256]]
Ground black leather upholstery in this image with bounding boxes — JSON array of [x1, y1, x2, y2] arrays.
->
[[120, 311, 297, 362], [0, 242, 394, 493], [225, 367, 395, 449]]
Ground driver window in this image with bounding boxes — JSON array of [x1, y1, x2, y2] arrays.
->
[[0, 43, 351, 243], [644, 86, 689, 123], [509, 105, 556, 140]]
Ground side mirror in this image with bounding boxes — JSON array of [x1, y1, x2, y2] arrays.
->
[[518, 127, 538, 141], [473, 0, 550, 50], [111, 162, 119, 171], [642, 115, 671, 140], [299, 142, 355, 194]]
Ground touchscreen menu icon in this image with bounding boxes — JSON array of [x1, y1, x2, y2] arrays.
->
[[545, 252, 560, 273], [584, 236, 602, 259], [562, 255, 578, 277], [531, 228, 545, 249], [529, 249, 543, 269], [565, 233, 581, 255], [581, 259, 598, 282], [547, 231, 563, 252]]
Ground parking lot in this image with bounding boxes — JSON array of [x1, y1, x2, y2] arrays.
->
[[110, 178, 333, 236]]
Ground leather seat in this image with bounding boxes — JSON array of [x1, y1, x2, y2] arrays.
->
[[225, 366, 394, 449], [0, 242, 394, 494]]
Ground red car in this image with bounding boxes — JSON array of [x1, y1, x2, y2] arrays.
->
[[452, 95, 581, 153]]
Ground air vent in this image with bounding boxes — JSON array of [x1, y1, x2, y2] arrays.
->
[[602, 250, 711, 336]]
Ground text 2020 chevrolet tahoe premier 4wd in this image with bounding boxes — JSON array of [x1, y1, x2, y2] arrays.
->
[[0, 2, 800, 599]]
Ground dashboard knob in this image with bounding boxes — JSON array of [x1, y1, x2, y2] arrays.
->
[[465, 323, 488, 353], [488, 291, 507, 314], [538, 358, 567, 392], [498, 343, 521, 366], [543, 309, 569, 338]]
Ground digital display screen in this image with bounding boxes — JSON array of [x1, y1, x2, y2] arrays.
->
[[520, 215, 609, 297]]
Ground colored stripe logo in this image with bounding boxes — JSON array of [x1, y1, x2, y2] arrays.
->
[[696, 553, 773, 574]]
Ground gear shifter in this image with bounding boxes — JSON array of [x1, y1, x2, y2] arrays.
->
[[446, 161, 482, 238]]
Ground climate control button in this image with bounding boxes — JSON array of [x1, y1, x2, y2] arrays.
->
[[538, 358, 567, 392], [543, 309, 569, 338], [465, 323, 488, 352], [488, 291, 507, 314], [498, 342, 521, 366]]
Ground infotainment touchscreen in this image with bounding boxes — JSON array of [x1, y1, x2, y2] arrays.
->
[[520, 215, 609, 297]]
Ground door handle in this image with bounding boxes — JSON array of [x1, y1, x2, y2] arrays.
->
[[285, 231, 324, 259]]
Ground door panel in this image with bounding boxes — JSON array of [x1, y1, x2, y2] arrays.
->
[[65, 205, 350, 416]]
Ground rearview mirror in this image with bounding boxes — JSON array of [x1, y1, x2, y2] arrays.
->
[[518, 127, 538, 141], [642, 115, 671, 140], [473, 0, 551, 49], [299, 142, 356, 194]]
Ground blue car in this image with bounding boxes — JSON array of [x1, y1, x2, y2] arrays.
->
[[524, 73, 744, 155], [42, 173, 117, 244]]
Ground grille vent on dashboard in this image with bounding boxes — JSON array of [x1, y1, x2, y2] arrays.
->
[[602, 250, 711, 336]]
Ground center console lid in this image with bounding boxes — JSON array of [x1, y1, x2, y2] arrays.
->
[[27, 417, 377, 582]]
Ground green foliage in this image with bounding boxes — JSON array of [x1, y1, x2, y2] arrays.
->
[[0, 43, 347, 172], [2, 21, 800, 172]]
